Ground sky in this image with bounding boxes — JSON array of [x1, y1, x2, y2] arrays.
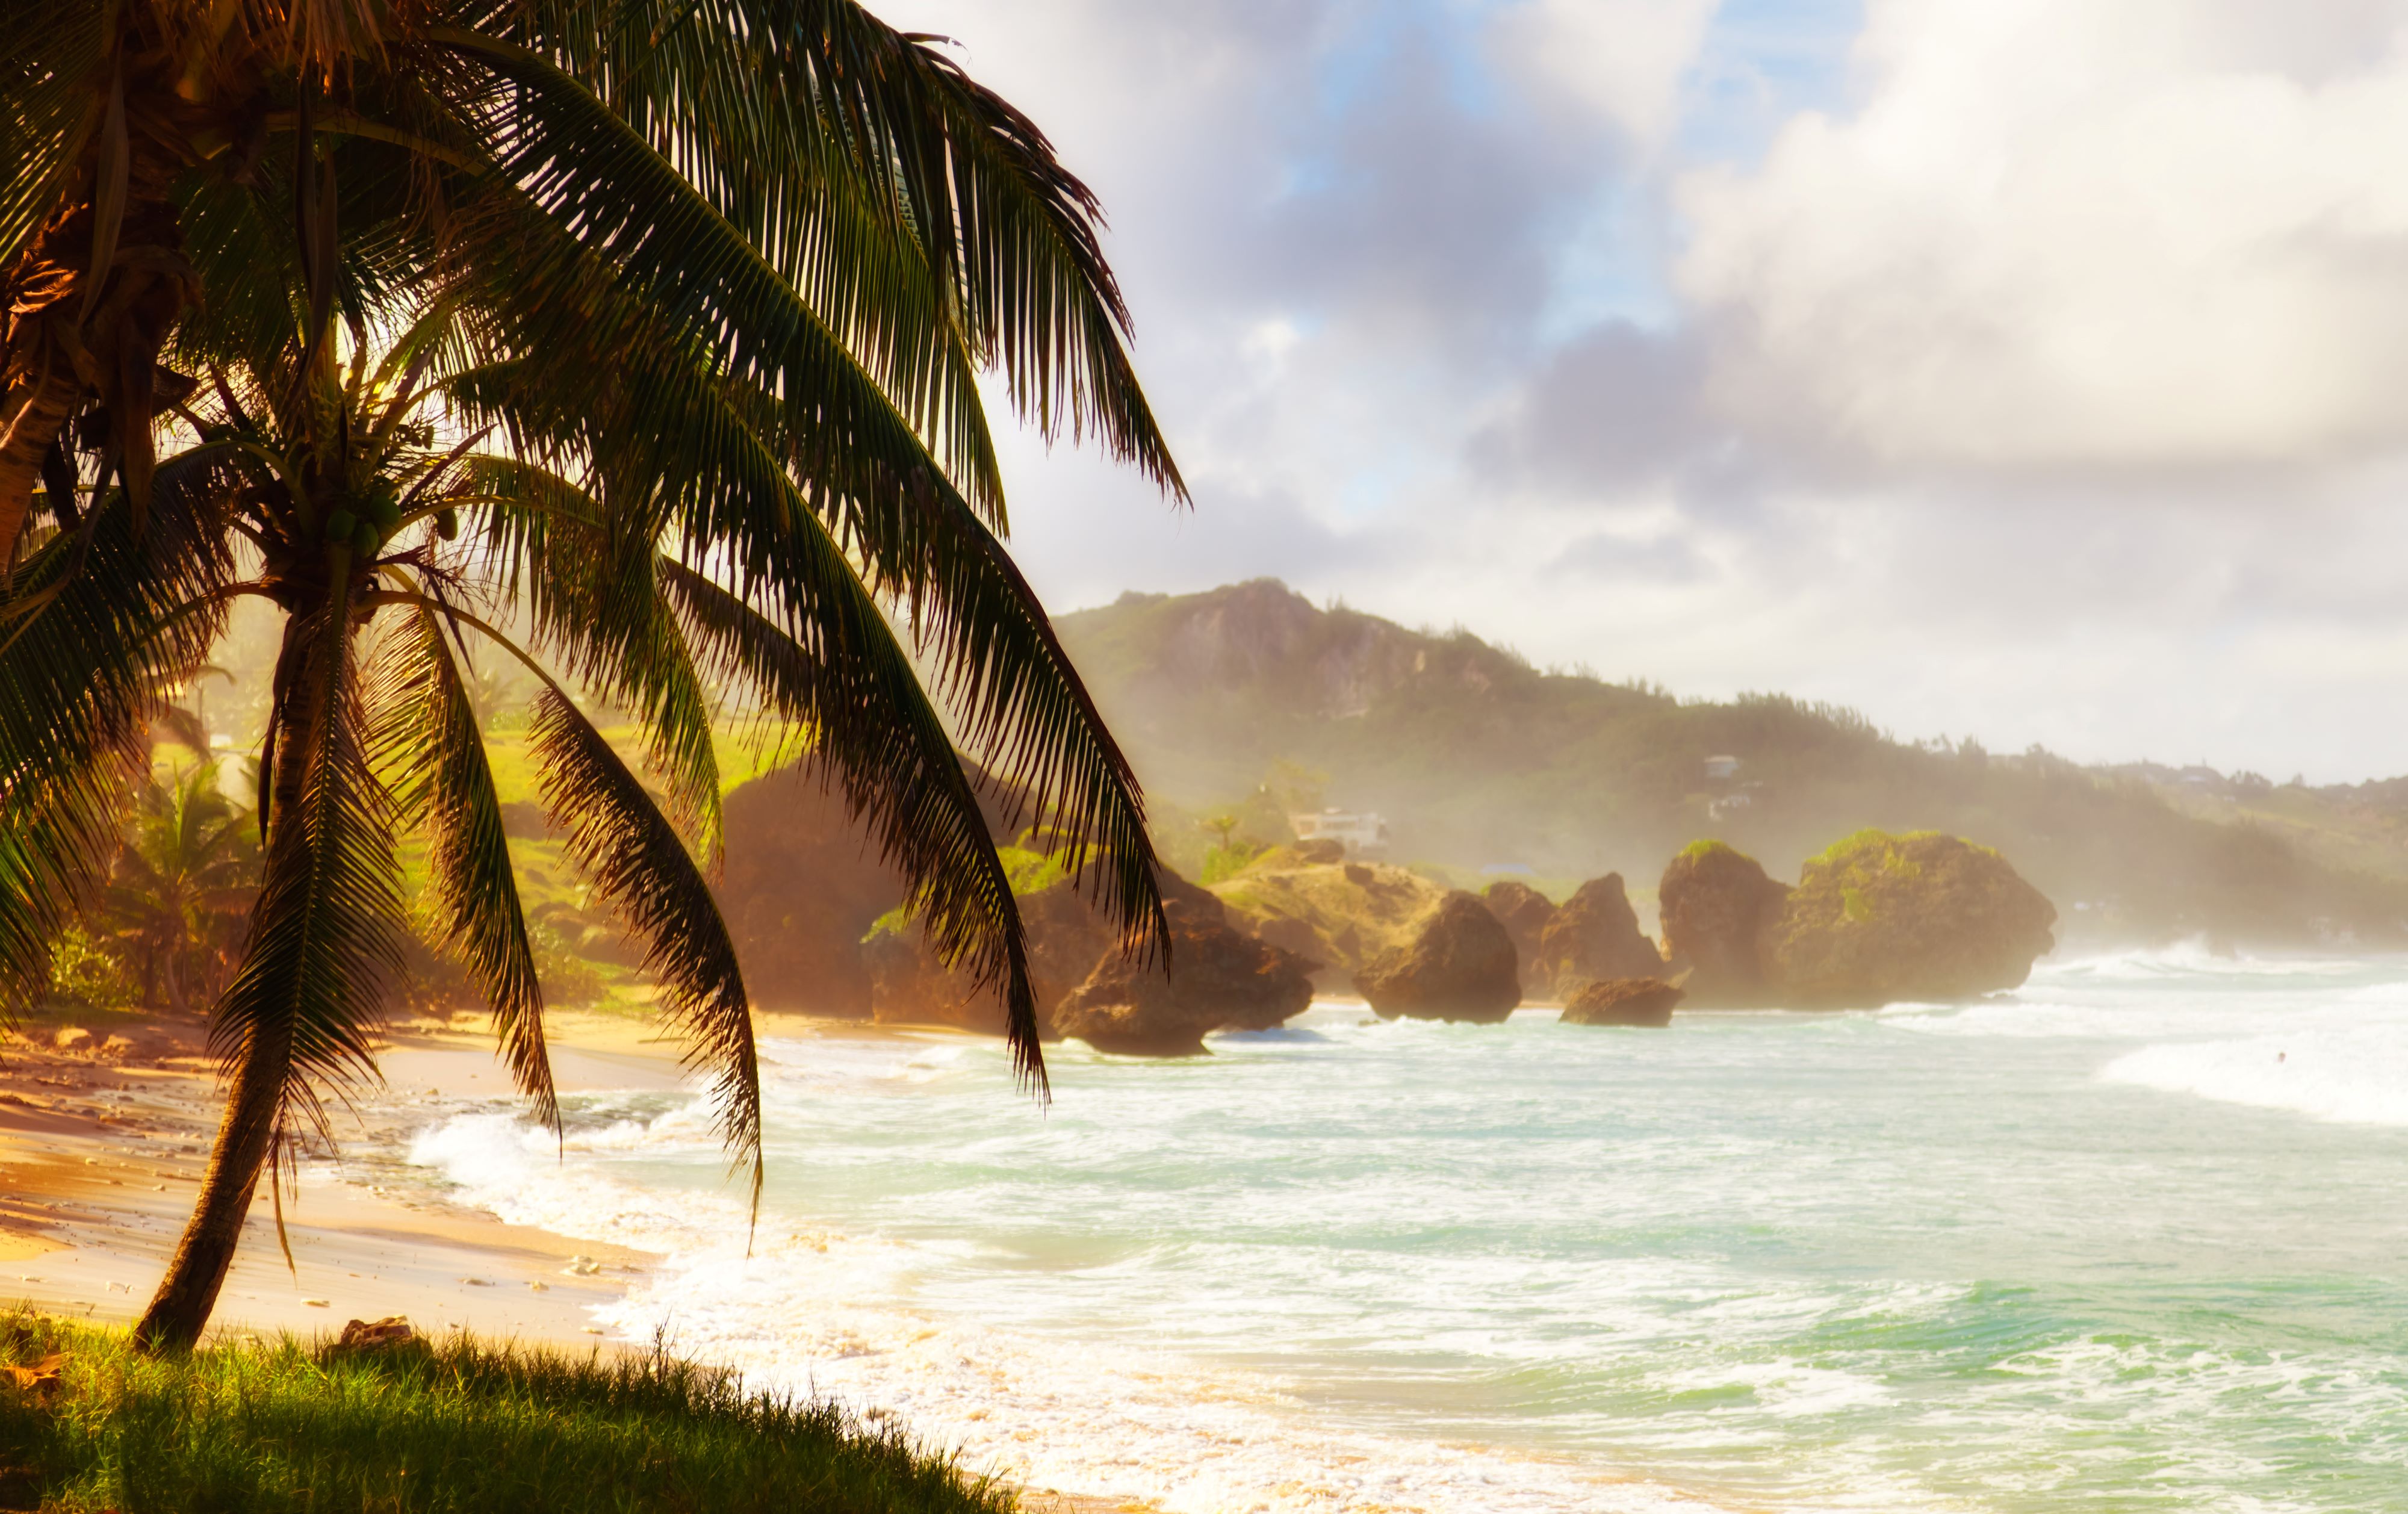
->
[[875, 0, 2408, 783]]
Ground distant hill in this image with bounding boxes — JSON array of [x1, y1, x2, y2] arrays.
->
[[1055, 580, 2408, 949]]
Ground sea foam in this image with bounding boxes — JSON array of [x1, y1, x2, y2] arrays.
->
[[2100, 1020, 2408, 1126], [407, 1105, 1719, 1514]]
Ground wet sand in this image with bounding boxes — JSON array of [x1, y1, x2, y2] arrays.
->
[[0, 1007, 677, 1344]]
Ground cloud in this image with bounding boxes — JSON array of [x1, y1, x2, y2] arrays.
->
[[1677, 0, 2408, 472], [1466, 320, 1714, 490], [1491, 0, 1722, 145], [858, 1, 2408, 783]]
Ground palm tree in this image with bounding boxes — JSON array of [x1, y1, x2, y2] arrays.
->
[[5, 2, 1180, 560], [2, 3, 1182, 1351], [101, 759, 259, 1011]]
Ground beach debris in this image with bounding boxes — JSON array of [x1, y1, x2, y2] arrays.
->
[[581, 1326, 606, 1335], [335, 1317, 418, 1351], [51, 1027, 88, 1050], [562, 1256, 603, 1276], [301, 1297, 331, 1308], [3, 1352, 66, 1400], [459, 1277, 493, 1286], [528, 1280, 550, 1292]]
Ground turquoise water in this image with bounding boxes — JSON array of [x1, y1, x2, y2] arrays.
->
[[414, 949, 2408, 1512]]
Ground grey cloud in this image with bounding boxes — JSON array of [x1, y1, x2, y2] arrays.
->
[[1467, 321, 1712, 489]]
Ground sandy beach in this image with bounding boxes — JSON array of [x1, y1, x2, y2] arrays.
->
[[0, 1006, 692, 1345]]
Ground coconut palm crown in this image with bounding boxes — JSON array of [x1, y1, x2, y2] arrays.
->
[[2, 2, 1182, 1353]]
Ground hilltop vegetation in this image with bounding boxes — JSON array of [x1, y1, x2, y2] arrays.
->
[[1057, 581, 2408, 948]]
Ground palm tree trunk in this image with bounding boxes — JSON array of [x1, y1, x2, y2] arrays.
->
[[129, 1014, 291, 1352], [133, 615, 319, 1354]]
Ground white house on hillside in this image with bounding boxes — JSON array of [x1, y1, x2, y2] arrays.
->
[[1291, 808, 1391, 857]]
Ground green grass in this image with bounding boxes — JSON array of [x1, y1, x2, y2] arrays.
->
[[0, 1313, 1017, 1514]]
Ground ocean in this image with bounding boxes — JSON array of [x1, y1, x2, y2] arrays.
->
[[401, 947, 2408, 1513]]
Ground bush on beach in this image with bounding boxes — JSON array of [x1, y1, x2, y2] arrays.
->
[[0, 1311, 1014, 1513]]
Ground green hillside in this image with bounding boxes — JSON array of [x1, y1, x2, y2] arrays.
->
[[1056, 580, 2408, 949]]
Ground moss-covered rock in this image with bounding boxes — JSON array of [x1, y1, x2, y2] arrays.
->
[[1758, 830, 2056, 1008], [1353, 890, 1520, 1023], [1209, 855, 1450, 982], [1659, 841, 1790, 1006]]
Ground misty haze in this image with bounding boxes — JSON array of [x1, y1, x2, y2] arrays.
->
[[4, 4, 2405, 1513]]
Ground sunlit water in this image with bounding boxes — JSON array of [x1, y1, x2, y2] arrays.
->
[[399, 948, 2408, 1512]]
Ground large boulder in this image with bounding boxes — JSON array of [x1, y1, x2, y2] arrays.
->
[[1211, 854, 1451, 985], [869, 881, 1112, 1036], [1353, 891, 1520, 1023], [715, 768, 908, 1018], [1659, 842, 1790, 1007], [869, 868, 1229, 1037], [1758, 830, 2056, 1008], [1534, 874, 1663, 999], [1480, 881, 1557, 993], [1052, 895, 1318, 1056], [1560, 977, 1683, 1028]]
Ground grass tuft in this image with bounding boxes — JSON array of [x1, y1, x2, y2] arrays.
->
[[0, 1311, 1017, 1513]]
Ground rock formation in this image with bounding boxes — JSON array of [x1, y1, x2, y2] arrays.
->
[[1480, 881, 1557, 993], [1560, 977, 1683, 1028], [1052, 895, 1318, 1056], [1757, 830, 2057, 1008], [1533, 874, 1663, 999], [868, 877, 1128, 1036], [1353, 891, 1520, 1023], [1209, 852, 1451, 984], [715, 766, 910, 1018], [1658, 842, 1791, 1007]]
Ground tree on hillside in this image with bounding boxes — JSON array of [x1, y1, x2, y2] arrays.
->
[[1, 4, 1181, 1352], [99, 760, 259, 1012]]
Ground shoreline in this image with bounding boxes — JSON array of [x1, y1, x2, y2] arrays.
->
[[0, 1007, 1147, 1514], [0, 1007, 684, 1347]]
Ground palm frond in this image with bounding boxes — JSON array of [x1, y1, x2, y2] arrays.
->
[[0, 1, 107, 273], [456, 453, 722, 860], [659, 555, 1049, 1087], [452, 291, 1162, 980], [209, 588, 406, 1150], [422, 29, 1013, 524], [0, 456, 235, 1008], [780, 0, 1184, 494], [368, 603, 555, 1130], [526, 687, 759, 1204], [456, 0, 1182, 500]]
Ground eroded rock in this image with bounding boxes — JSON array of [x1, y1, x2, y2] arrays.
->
[[1534, 874, 1663, 999], [1659, 842, 1791, 1007], [1354, 891, 1520, 1023], [1560, 976, 1683, 1028], [1481, 881, 1557, 994], [1052, 896, 1317, 1056], [1758, 830, 2057, 1008]]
